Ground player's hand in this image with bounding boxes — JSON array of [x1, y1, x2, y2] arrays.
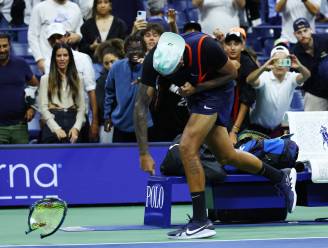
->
[[213, 28, 225, 42], [179, 82, 196, 97], [68, 128, 79, 143], [25, 107, 35, 122], [132, 19, 147, 33], [290, 54, 301, 69], [89, 120, 99, 142], [230, 59, 241, 70], [37, 59, 45, 74], [140, 154, 155, 175], [229, 131, 238, 145], [167, 8, 176, 24], [55, 128, 67, 140], [66, 32, 81, 44]]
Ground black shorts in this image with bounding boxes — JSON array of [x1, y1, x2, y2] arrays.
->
[[187, 81, 234, 127]]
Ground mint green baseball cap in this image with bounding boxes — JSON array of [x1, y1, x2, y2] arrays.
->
[[153, 32, 186, 76]]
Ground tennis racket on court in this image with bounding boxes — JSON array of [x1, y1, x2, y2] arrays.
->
[[25, 197, 67, 238]]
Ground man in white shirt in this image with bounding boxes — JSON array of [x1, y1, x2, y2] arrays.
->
[[28, 0, 83, 74], [44, 23, 99, 142], [0, 0, 13, 27], [275, 0, 321, 44], [246, 45, 310, 137]]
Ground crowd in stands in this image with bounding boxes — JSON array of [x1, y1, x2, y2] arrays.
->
[[0, 0, 327, 144]]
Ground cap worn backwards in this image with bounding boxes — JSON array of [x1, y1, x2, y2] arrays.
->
[[293, 18, 310, 32], [224, 31, 243, 43], [153, 32, 186, 76], [46, 22, 66, 39], [270, 45, 290, 57]]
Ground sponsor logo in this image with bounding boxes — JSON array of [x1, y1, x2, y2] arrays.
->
[[0, 163, 61, 188], [204, 105, 212, 110], [145, 184, 164, 209]]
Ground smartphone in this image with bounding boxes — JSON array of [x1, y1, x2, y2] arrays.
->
[[278, 58, 291, 67], [136, 10, 146, 21]]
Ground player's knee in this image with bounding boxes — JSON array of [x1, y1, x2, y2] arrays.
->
[[179, 141, 198, 160]]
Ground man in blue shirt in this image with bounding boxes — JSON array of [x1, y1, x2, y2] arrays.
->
[[0, 33, 39, 143], [103, 34, 152, 142]]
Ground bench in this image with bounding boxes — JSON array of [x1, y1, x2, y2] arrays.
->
[[144, 170, 328, 227]]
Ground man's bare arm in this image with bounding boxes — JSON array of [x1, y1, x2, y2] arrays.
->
[[134, 84, 155, 155], [195, 58, 238, 93]]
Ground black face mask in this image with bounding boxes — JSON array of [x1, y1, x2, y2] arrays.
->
[[126, 41, 145, 64]]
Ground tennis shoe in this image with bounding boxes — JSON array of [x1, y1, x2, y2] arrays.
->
[[275, 168, 297, 213], [167, 217, 216, 240]]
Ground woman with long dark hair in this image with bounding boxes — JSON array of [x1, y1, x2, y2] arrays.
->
[[38, 43, 85, 143], [79, 0, 127, 59]]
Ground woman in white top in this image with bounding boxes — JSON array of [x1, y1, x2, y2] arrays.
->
[[246, 45, 310, 137], [38, 42, 85, 143]]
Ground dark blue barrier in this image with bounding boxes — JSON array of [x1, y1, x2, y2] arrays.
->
[[0, 143, 190, 207]]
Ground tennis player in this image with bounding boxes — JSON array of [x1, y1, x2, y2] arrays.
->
[[134, 32, 297, 239]]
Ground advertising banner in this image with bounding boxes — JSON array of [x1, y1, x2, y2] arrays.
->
[[0, 144, 190, 206]]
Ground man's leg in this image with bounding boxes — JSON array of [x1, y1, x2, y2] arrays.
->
[[0, 126, 11, 144], [206, 125, 297, 213], [167, 113, 217, 239], [11, 124, 29, 144]]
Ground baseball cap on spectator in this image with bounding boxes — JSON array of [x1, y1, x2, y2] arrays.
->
[[224, 31, 243, 43], [274, 38, 289, 48], [183, 21, 202, 33], [293, 18, 310, 32], [153, 32, 185, 76], [46, 22, 66, 39], [229, 27, 247, 40], [270, 45, 290, 57]]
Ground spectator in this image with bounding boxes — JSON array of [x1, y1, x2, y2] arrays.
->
[[111, 0, 145, 34], [44, 22, 99, 142], [246, 45, 310, 137], [275, 0, 321, 45], [0, 33, 39, 144], [79, 0, 127, 60], [167, 0, 199, 31], [223, 29, 258, 145], [38, 42, 85, 143], [183, 20, 202, 33], [140, 23, 164, 52], [292, 17, 328, 110], [94, 39, 124, 143], [132, 9, 178, 35], [0, 0, 12, 28], [103, 34, 152, 142], [73, 0, 93, 20], [192, 0, 245, 35], [25, 0, 43, 25], [28, 0, 83, 74], [317, 0, 328, 22], [147, 0, 170, 31]]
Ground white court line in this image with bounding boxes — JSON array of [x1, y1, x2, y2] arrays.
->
[[1, 236, 328, 247], [30, 195, 43, 199], [0, 196, 12, 200], [45, 195, 59, 198], [15, 196, 28, 200]]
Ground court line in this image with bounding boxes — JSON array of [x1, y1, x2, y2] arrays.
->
[[1, 236, 328, 247]]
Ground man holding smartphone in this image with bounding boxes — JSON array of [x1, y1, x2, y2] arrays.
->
[[246, 46, 311, 137]]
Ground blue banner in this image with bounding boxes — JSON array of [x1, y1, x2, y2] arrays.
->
[[0, 144, 190, 206]]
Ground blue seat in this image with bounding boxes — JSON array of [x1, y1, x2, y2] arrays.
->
[[289, 89, 304, 111], [11, 42, 31, 58]]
